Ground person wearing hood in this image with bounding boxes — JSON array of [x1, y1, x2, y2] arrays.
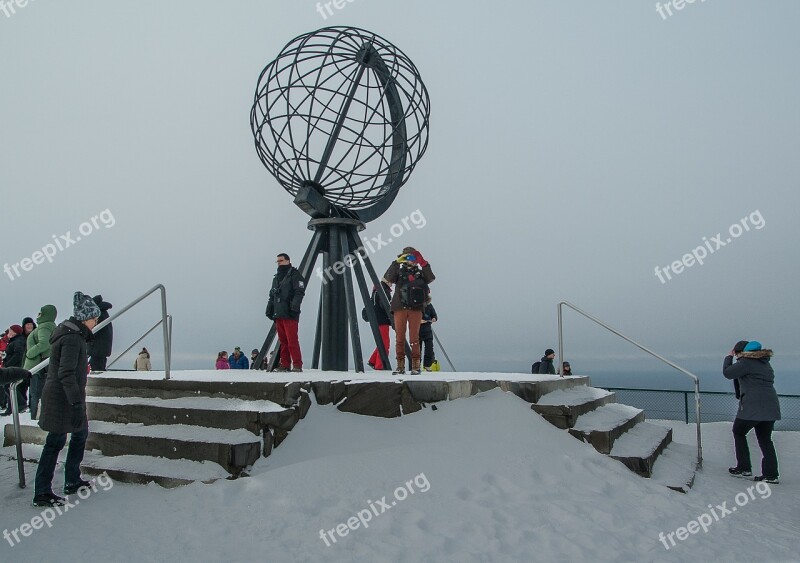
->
[[135, 348, 152, 371], [1, 324, 27, 415], [33, 292, 100, 507], [723, 340, 781, 484], [87, 295, 113, 372], [24, 305, 58, 419]]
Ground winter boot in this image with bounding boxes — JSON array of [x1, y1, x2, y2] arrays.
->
[[392, 358, 405, 375], [410, 359, 421, 375], [728, 467, 752, 478], [64, 479, 93, 495], [32, 492, 65, 507]]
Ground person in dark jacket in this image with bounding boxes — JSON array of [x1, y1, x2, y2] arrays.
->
[[24, 305, 58, 419], [536, 349, 556, 375], [265, 253, 306, 372], [367, 282, 393, 370], [1, 325, 27, 415], [33, 292, 100, 507], [723, 340, 781, 484], [228, 347, 249, 369], [419, 298, 438, 371], [562, 362, 573, 376], [383, 247, 435, 375], [87, 295, 113, 372]]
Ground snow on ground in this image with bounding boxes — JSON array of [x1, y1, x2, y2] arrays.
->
[[1, 389, 798, 562]]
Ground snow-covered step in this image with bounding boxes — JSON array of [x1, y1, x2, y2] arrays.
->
[[80, 452, 231, 488], [86, 395, 300, 434], [650, 441, 698, 493], [532, 386, 616, 429], [608, 421, 672, 477], [85, 422, 262, 474], [568, 403, 645, 454]]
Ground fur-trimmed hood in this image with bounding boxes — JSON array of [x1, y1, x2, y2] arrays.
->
[[740, 349, 773, 360]]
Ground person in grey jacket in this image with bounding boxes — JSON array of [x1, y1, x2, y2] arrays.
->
[[723, 340, 781, 483]]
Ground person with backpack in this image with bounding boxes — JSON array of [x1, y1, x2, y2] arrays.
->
[[383, 247, 435, 375], [723, 340, 781, 484], [87, 295, 113, 372], [532, 348, 556, 375], [366, 282, 393, 370], [420, 297, 438, 371]]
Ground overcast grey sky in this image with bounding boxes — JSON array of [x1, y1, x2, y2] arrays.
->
[[1, 1, 798, 390]]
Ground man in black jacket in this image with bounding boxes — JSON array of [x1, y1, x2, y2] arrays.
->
[[1, 324, 27, 415], [33, 292, 100, 507], [536, 349, 557, 375], [265, 253, 306, 372], [87, 295, 113, 372]]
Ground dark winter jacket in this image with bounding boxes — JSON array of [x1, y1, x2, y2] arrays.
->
[[38, 318, 92, 434], [383, 262, 435, 312], [723, 350, 781, 421], [87, 295, 113, 358], [536, 356, 556, 375], [419, 303, 438, 339], [371, 283, 393, 325], [23, 305, 58, 370], [4, 334, 26, 368], [228, 352, 249, 369], [0, 367, 30, 385], [266, 265, 306, 320]]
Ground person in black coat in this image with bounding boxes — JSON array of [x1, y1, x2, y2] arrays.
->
[[33, 292, 100, 507], [367, 282, 393, 370], [1, 325, 27, 415], [87, 295, 113, 372], [419, 299, 438, 371], [265, 253, 306, 372]]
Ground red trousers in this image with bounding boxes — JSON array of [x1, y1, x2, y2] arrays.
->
[[368, 324, 391, 370], [275, 318, 302, 369]]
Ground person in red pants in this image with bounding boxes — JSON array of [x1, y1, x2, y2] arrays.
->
[[266, 253, 306, 372], [367, 282, 393, 370]]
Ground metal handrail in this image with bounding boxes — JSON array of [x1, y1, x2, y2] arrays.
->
[[9, 380, 26, 488], [557, 300, 702, 468], [106, 315, 171, 370]]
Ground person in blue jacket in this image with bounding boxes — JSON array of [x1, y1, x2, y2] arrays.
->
[[228, 347, 249, 369]]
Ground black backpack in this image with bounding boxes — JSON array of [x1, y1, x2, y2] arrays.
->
[[531, 361, 541, 374], [398, 267, 428, 307]]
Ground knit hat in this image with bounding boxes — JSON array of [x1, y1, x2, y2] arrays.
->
[[22, 317, 35, 326], [9, 324, 23, 336], [733, 340, 749, 354], [743, 341, 762, 352], [545, 348, 555, 356], [73, 291, 101, 321], [251, 349, 259, 355]]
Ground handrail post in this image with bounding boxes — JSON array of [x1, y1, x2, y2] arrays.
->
[[160, 288, 171, 380], [557, 300, 702, 469], [557, 303, 564, 376], [10, 381, 26, 488]]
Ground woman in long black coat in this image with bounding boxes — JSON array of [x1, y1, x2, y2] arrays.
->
[[33, 292, 100, 507]]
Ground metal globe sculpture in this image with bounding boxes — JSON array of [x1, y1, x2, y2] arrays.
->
[[250, 27, 431, 372], [250, 26, 430, 222]]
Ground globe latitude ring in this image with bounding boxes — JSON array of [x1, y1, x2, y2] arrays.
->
[[250, 26, 431, 223]]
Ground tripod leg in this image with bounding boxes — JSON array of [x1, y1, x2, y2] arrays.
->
[[312, 286, 322, 369]]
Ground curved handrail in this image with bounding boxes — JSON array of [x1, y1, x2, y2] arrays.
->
[[557, 300, 702, 468]]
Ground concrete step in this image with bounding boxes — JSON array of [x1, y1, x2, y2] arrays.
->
[[532, 386, 616, 429], [498, 376, 592, 404], [4, 420, 262, 475], [568, 403, 645, 454], [650, 441, 699, 493], [85, 396, 300, 433], [608, 421, 672, 477], [86, 375, 308, 407]]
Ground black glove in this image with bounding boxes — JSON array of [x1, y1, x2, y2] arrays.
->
[[0, 367, 31, 386], [71, 403, 85, 428]]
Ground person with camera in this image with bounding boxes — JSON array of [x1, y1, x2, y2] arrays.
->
[[723, 340, 781, 484], [265, 253, 306, 372], [383, 246, 435, 375]]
